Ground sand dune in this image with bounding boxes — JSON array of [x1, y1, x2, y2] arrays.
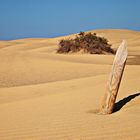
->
[[0, 29, 140, 140]]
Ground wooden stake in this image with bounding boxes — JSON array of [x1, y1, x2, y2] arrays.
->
[[100, 40, 128, 114]]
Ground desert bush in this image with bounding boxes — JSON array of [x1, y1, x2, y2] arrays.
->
[[57, 32, 115, 54]]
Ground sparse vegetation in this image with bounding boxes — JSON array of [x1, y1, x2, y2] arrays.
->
[[57, 32, 115, 54]]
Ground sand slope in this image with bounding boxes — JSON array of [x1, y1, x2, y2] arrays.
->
[[0, 29, 140, 140]]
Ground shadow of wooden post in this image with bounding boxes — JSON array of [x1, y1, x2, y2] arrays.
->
[[100, 40, 128, 114], [113, 92, 140, 112]]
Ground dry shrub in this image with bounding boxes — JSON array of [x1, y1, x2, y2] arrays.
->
[[57, 32, 115, 54]]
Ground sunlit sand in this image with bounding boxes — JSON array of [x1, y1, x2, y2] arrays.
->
[[0, 29, 140, 140]]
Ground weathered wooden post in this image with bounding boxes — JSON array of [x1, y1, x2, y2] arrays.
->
[[100, 40, 128, 114]]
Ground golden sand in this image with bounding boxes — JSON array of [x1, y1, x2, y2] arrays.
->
[[0, 29, 140, 140]]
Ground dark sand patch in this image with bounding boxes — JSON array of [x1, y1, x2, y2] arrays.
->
[[127, 55, 140, 65]]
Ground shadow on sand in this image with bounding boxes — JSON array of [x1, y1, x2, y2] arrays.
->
[[113, 92, 140, 113]]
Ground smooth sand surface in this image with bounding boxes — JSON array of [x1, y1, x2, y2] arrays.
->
[[0, 29, 140, 140]]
